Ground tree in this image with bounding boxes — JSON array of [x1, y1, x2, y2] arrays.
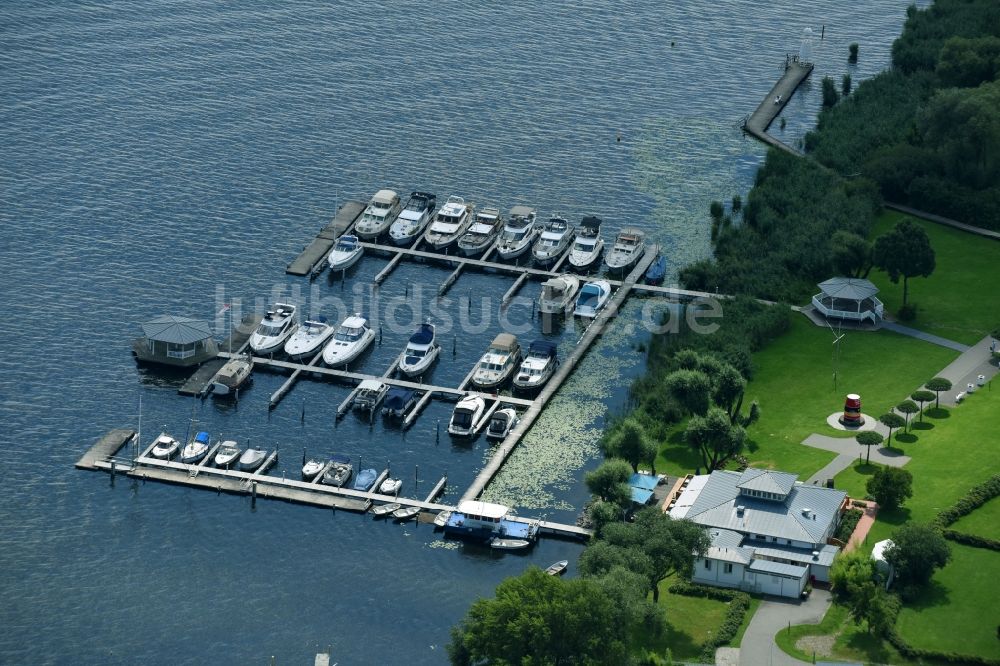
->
[[872, 220, 936, 307], [830, 550, 879, 601], [685, 406, 747, 471], [925, 377, 953, 409], [665, 369, 712, 416], [866, 466, 913, 510], [712, 363, 749, 424], [830, 230, 872, 278], [447, 567, 632, 665], [822, 76, 840, 107], [885, 523, 951, 588], [585, 459, 633, 506], [605, 419, 657, 474], [856, 431, 883, 464], [910, 390, 935, 422], [828, 550, 897, 635], [842, 73, 853, 96], [896, 400, 919, 433], [849, 43, 859, 64], [878, 413, 906, 446], [588, 500, 625, 536]]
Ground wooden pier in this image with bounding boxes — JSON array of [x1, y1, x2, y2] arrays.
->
[[285, 201, 366, 276], [742, 57, 814, 154], [75, 429, 136, 470], [178, 313, 263, 396]]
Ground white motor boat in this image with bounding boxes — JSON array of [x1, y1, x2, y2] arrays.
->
[[150, 432, 180, 459], [238, 447, 268, 472], [448, 395, 486, 437], [249, 303, 298, 355], [396, 321, 439, 377], [486, 407, 519, 441], [388, 191, 437, 246], [470, 333, 522, 390], [568, 216, 604, 269], [532, 215, 574, 265], [322, 314, 376, 367], [302, 458, 325, 480], [180, 430, 211, 464], [211, 354, 253, 396], [423, 196, 473, 251], [512, 340, 558, 391], [327, 235, 363, 271], [574, 280, 612, 318], [537, 275, 580, 315], [213, 440, 241, 467], [495, 206, 539, 260], [354, 189, 402, 241], [379, 477, 402, 495], [321, 455, 353, 487], [457, 206, 503, 256], [354, 380, 388, 412], [605, 227, 647, 273], [283, 318, 336, 359]]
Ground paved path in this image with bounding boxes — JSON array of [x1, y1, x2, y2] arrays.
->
[[880, 321, 970, 352], [884, 202, 1000, 241], [934, 335, 998, 406], [736, 589, 832, 666]]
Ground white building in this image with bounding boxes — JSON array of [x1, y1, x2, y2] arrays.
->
[[670, 469, 848, 598]]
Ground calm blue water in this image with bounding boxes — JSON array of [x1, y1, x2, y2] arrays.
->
[[1, 2, 915, 664]]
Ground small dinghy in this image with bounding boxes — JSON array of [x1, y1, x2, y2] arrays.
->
[[322, 314, 376, 367], [532, 215, 575, 265], [605, 227, 646, 274], [513, 340, 558, 392], [644, 255, 667, 285], [485, 407, 519, 441], [283, 318, 335, 359], [490, 538, 531, 550], [574, 280, 612, 318], [433, 510, 452, 527], [423, 196, 473, 251], [397, 321, 439, 377], [180, 430, 211, 464], [326, 235, 363, 271], [353, 468, 378, 492], [301, 458, 325, 480], [538, 275, 580, 315], [495, 205, 539, 261], [321, 454, 353, 487], [211, 354, 253, 397], [238, 447, 268, 472], [448, 395, 486, 437], [393, 505, 421, 522], [354, 189, 402, 241], [371, 502, 402, 517], [213, 440, 241, 468], [354, 380, 388, 412], [382, 387, 417, 419], [388, 191, 436, 246], [545, 560, 569, 576], [568, 216, 604, 269], [471, 333, 522, 390], [249, 303, 298, 355], [379, 477, 402, 495], [457, 206, 503, 256], [150, 433, 180, 459]]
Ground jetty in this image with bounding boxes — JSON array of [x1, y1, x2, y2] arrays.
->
[[285, 201, 366, 276], [742, 56, 814, 154]]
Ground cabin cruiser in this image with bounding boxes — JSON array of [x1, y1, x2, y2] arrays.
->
[[379, 477, 402, 494], [238, 447, 268, 472], [382, 387, 417, 418], [322, 314, 376, 367], [396, 321, 439, 377], [354, 380, 388, 412], [486, 407, 519, 441], [249, 303, 298, 355], [513, 340, 558, 391], [574, 280, 612, 318], [150, 433, 180, 459], [423, 196, 473, 251], [448, 395, 486, 437], [353, 468, 378, 492], [457, 206, 503, 256], [568, 216, 604, 269], [537, 275, 580, 314], [494, 205, 538, 260], [326, 234, 363, 271], [531, 215, 574, 265], [301, 458, 325, 480], [180, 430, 211, 464], [354, 189, 402, 240], [211, 354, 253, 396], [388, 191, 437, 246], [644, 255, 667, 285], [605, 227, 647, 273], [283, 318, 336, 359], [321, 454, 353, 487], [213, 440, 241, 467], [470, 333, 522, 390]]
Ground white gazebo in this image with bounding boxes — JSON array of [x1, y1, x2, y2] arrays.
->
[[132, 315, 219, 367], [812, 277, 884, 324]]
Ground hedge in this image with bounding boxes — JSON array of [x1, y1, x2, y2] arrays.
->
[[834, 508, 863, 543], [941, 529, 1000, 552], [886, 628, 1000, 665], [934, 475, 1000, 527], [668, 582, 752, 663]]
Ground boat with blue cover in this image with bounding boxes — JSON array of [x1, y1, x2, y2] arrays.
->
[[382, 387, 417, 418], [353, 468, 377, 491], [180, 430, 211, 464], [644, 255, 667, 285], [397, 321, 439, 377]]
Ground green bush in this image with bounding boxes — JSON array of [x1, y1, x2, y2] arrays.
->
[[934, 475, 1000, 526], [834, 508, 864, 542], [941, 529, 1000, 551]]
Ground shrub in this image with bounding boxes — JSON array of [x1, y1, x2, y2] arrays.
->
[[848, 43, 859, 64], [934, 475, 1000, 527], [942, 529, 1000, 552], [834, 508, 864, 543]]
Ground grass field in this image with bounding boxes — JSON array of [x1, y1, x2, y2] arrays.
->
[[951, 495, 1000, 540], [774, 602, 912, 665], [641, 574, 731, 660], [868, 211, 1000, 346]]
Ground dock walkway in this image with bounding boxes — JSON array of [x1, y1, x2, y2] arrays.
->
[[178, 313, 263, 396], [742, 58, 813, 154], [285, 201, 366, 276]]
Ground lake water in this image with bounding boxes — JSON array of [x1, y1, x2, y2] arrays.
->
[[1, 2, 916, 663]]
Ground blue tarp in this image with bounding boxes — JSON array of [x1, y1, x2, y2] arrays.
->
[[528, 340, 557, 358], [384, 387, 415, 410], [631, 488, 654, 504], [629, 473, 658, 491], [195, 431, 210, 444], [410, 323, 434, 345]]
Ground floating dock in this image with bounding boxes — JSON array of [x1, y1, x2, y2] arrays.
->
[[742, 56, 814, 154], [178, 313, 263, 396], [285, 201, 366, 276]]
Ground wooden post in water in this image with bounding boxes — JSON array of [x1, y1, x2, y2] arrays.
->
[[251, 481, 257, 508]]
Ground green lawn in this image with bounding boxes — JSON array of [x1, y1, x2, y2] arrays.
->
[[869, 211, 1000, 346], [951, 495, 1000, 541], [774, 602, 912, 665], [640, 575, 731, 660]]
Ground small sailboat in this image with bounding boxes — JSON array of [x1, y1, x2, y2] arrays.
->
[[213, 440, 241, 467], [211, 354, 253, 397], [301, 458, 325, 480], [321, 454, 353, 487], [513, 341, 558, 392], [249, 303, 298, 355], [326, 235, 363, 271], [449, 395, 486, 437], [354, 380, 388, 412], [371, 502, 402, 517], [545, 560, 569, 576], [532, 215, 574, 265], [283, 318, 336, 359], [150, 433, 180, 459], [538, 275, 580, 315], [486, 407, 519, 441], [379, 477, 402, 495], [397, 321, 439, 377], [605, 227, 646, 273], [353, 468, 378, 492], [470, 333, 522, 390], [180, 430, 211, 464], [423, 196, 473, 251], [644, 255, 667, 285], [495, 206, 539, 261], [382, 388, 417, 419], [238, 447, 268, 472], [568, 216, 604, 269], [322, 314, 376, 367], [354, 189, 402, 241], [457, 206, 503, 256], [388, 191, 437, 246], [574, 280, 612, 318]]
